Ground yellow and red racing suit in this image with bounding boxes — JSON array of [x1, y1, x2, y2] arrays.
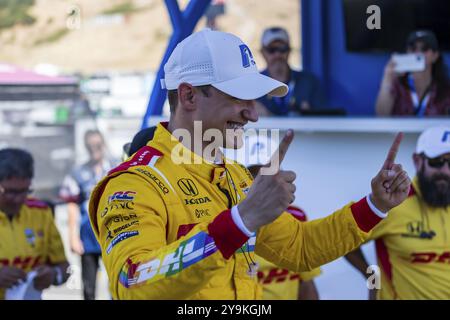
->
[[89, 122, 386, 299]]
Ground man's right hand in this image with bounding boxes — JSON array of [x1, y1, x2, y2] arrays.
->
[[382, 57, 406, 87], [0, 266, 27, 289], [70, 236, 85, 255], [238, 130, 296, 232], [383, 58, 398, 83], [370, 133, 411, 212]]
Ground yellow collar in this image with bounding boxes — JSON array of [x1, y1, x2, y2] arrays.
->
[[148, 122, 226, 182]]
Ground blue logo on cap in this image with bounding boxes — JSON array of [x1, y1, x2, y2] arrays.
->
[[239, 45, 255, 68], [442, 131, 450, 143]]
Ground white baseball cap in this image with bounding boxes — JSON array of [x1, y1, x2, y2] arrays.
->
[[261, 27, 290, 47], [416, 127, 450, 158], [160, 29, 288, 100]]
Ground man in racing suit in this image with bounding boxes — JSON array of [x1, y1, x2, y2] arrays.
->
[[88, 29, 411, 299]]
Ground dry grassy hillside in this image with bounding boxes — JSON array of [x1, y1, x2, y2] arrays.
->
[[0, 0, 301, 74]]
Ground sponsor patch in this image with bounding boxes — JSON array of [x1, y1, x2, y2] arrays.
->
[[101, 202, 135, 218], [108, 191, 136, 203], [135, 168, 169, 194], [106, 231, 139, 254], [177, 179, 199, 196], [119, 234, 256, 288], [184, 196, 212, 205], [195, 209, 210, 218], [104, 213, 139, 229], [24, 229, 36, 247]]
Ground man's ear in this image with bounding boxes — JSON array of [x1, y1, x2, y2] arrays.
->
[[178, 83, 196, 111]]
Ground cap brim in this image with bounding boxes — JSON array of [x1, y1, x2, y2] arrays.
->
[[422, 147, 450, 158], [211, 73, 288, 100]]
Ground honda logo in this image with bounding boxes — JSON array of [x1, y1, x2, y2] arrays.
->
[[177, 179, 199, 196]]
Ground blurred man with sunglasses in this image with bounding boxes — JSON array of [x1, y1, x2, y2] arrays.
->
[[255, 27, 327, 116], [345, 127, 450, 299], [59, 129, 114, 300], [0, 148, 69, 299]]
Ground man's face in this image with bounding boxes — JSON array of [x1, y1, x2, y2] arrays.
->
[[195, 87, 258, 150], [0, 177, 32, 216], [86, 134, 105, 163], [414, 152, 450, 207], [261, 40, 290, 69]]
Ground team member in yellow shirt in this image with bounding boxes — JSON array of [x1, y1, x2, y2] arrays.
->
[[345, 127, 450, 299], [89, 29, 411, 300], [0, 148, 69, 299]]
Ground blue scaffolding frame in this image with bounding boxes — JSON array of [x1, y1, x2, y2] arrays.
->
[[141, 0, 211, 129]]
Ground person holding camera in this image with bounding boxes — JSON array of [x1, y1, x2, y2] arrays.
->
[[375, 30, 450, 116]]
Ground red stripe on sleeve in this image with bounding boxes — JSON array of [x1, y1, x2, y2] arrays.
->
[[350, 197, 383, 233], [208, 210, 249, 259]]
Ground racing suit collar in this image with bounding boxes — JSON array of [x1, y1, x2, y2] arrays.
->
[[150, 122, 225, 182]]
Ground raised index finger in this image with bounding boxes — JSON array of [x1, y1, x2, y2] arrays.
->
[[382, 132, 403, 170]]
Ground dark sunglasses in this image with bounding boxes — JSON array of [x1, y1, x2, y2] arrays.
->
[[0, 187, 34, 197], [264, 45, 290, 54], [424, 156, 450, 169]]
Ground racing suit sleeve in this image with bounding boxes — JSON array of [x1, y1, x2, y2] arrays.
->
[[255, 197, 383, 272], [94, 173, 250, 300]]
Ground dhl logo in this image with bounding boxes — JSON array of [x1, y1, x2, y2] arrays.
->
[[411, 251, 450, 263], [257, 268, 300, 284], [0, 256, 41, 269]]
